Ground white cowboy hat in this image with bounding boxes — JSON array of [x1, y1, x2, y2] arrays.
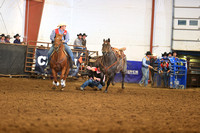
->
[[152, 53, 157, 56], [57, 22, 67, 27]]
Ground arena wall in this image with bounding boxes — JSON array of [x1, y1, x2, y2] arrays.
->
[[0, 0, 26, 42], [37, 0, 174, 61], [1, 0, 199, 61]]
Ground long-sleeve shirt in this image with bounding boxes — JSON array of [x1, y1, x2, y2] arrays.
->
[[142, 56, 150, 68], [0, 39, 5, 43], [87, 66, 105, 84], [73, 38, 83, 49], [82, 39, 86, 46], [50, 28, 70, 43], [13, 39, 21, 44]]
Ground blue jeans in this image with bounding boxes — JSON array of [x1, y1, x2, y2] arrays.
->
[[163, 73, 168, 87], [139, 67, 149, 86], [47, 43, 74, 63], [81, 79, 103, 89]]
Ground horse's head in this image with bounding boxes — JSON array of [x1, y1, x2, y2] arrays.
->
[[102, 38, 112, 56], [54, 34, 63, 50]]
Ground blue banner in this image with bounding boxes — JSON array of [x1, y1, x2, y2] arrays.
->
[[35, 49, 80, 76], [35, 49, 48, 74], [114, 61, 142, 83]]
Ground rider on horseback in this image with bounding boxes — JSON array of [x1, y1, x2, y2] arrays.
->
[[46, 23, 77, 69]]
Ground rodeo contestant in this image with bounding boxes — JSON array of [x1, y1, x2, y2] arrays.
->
[[13, 34, 21, 44], [47, 23, 77, 69], [150, 53, 157, 87], [139, 51, 153, 87], [160, 61, 170, 88], [79, 65, 105, 91]]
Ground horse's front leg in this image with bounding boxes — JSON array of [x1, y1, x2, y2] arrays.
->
[[60, 67, 67, 90], [52, 68, 59, 90], [104, 75, 114, 93], [112, 73, 116, 86]]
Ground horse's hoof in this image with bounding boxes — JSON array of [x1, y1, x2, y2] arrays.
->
[[60, 87, 64, 91], [122, 86, 125, 89], [104, 90, 108, 93], [112, 82, 115, 86]]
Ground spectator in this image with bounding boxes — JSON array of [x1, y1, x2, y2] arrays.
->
[[172, 51, 178, 60], [161, 52, 169, 63], [74, 33, 83, 49], [168, 52, 172, 58], [162, 52, 168, 58], [5, 35, 12, 43], [139, 51, 153, 87], [82, 33, 87, 47], [0, 34, 6, 43], [160, 61, 170, 88], [13, 34, 21, 44], [150, 53, 157, 87], [78, 65, 105, 91]]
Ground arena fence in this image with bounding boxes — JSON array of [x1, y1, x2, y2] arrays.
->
[[0, 42, 98, 77]]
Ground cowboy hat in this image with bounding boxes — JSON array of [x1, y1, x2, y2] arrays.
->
[[5, 35, 12, 39], [152, 53, 157, 56], [57, 22, 67, 27], [14, 34, 20, 38], [146, 51, 152, 55], [163, 52, 168, 56], [82, 33, 87, 37], [168, 52, 172, 56], [0, 34, 5, 37], [77, 33, 82, 36]]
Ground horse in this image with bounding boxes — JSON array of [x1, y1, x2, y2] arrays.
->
[[98, 38, 127, 93], [50, 34, 70, 91]]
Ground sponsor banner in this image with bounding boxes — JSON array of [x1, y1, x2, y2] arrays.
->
[[35, 49, 48, 74], [114, 61, 142, 83], [35, 49, 80, 76]]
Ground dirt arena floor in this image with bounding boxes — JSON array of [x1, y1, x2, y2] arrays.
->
[[0, 77, 200, 133]]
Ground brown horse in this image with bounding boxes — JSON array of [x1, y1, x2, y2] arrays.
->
[[50, 34, 70, 91], [99, 38, 127, 93]]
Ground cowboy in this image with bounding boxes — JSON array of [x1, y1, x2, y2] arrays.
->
[[172, 51, 178, 60], [5, 35, 12, 43], [47, 23, 76, 69], [168, 52, 172, 58], [160, 61, 170, 88], [139, 51, 153, 87], [150, 53, 157, 87], [79, 65, 105, 91], [13, 34, 21, 44], [0, 34, 6, 43], [82, 33, 87, 47], [73, 33, 83, 49]]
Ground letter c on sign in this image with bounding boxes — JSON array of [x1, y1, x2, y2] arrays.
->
[[38, 56, 47, 66]]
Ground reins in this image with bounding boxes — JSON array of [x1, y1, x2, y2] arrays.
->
[[100, 50, 120, 74], [52, 41, 66, 64]]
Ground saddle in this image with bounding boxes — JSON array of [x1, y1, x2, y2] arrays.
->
[[111, 47, 126, 59]]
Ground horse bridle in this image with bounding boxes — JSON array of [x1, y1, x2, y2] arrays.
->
[[99, 51, 119, 73], [54, 41, 62, 52]]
